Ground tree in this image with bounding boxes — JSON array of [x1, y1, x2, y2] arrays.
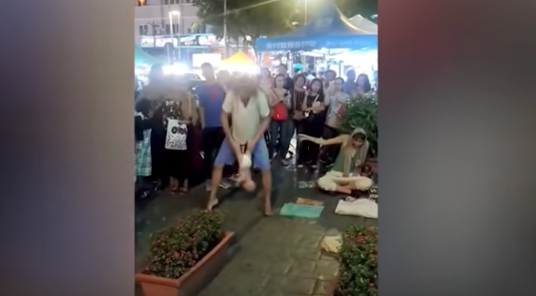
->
[[192, 0, 298, 47], [289, 0, 377, 27]]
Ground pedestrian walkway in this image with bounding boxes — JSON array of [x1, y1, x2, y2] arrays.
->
[[198, 167, 377, 296], [135, 164, 376, 296], [199, 217, 342, 296]]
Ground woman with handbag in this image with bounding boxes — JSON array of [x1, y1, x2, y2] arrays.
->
[[291, 74, 307, 166], [268, 74, 292, 162], [299, 78, 326, 168], [162, 87, 197, 193]]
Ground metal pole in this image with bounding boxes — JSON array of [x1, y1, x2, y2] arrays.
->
[[177, 0, 182, 62], [168, 12, 174, 64], [223, 0, 228, 59], [177, 12, 181, 61]]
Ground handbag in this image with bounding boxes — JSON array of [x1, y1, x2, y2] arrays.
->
[[271, 89, 288, 121], [165, 119, 188, 150]]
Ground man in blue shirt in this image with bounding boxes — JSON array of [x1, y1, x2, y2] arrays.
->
[[195, 63, 227, 190], [343, 69, 357, 96]]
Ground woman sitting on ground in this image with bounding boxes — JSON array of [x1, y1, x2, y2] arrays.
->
[[298, 127, 373, 195]]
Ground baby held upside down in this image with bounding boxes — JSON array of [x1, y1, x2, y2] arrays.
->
[[236, 153, 256, 192]]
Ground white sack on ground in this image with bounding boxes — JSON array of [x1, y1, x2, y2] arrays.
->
[[335, 198, 378, 219]]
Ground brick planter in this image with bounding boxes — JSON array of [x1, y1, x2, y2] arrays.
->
[[327, 276, 338, 296], [135, 232, 234, 296]]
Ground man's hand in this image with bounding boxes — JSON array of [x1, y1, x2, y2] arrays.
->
[[245, 139, 256, 155], [229, 138, 241, 159]]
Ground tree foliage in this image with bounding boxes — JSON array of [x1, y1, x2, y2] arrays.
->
[[192, 0, 298, 44], [192, 0, 378, 44], [334, 0, 377, 22]]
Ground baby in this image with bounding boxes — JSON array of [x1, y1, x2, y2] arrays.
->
[[236, 144, 256, 192]]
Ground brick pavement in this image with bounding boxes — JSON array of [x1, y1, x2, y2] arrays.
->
[[199, 217, 344, 296], [135, 164, 377, 296]]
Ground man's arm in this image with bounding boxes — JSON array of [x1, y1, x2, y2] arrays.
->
[[221, 93, 242, 158], [221, 93, 233, 140]]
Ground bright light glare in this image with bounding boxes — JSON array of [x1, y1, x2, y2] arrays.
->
[[163, 63, 188, 75], [169, 10, 180, 16], [219, 66, 259, 74]]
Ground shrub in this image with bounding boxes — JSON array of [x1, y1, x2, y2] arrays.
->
[[340, 95, 378, 158], [336, 225, 378, 296], [142, 210, 224, 279]]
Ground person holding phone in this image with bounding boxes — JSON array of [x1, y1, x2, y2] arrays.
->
[[299, 78, 326, 168], [268, 74, 293, 163], [322, 77, 350, 165]]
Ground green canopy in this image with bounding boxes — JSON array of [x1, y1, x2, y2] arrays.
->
[[135, 44, 165, 66]]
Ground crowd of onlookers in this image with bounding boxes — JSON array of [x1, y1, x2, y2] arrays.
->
[[134, 62, 376, 206]]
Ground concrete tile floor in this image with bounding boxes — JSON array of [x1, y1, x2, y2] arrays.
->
[[135, 163, 376, 296]]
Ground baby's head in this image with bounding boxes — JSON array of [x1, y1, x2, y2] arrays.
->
[[242, 179, 256, 192]]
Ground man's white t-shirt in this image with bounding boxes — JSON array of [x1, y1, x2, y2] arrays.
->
[[222, 89, 271, 144]]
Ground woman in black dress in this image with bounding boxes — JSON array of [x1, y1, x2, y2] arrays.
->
[[291, 74, 307, 165], [298, 78, 326, 168], [162, 88, 197, 193]]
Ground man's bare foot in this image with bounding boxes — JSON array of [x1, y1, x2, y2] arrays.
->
[[264, 202, 272, 216], [206, 198, 219, 210]]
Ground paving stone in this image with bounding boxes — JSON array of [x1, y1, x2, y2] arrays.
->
[[296, 234, 324, 248], [324, 228, 342, 236], [266, 260, 294, 275], [319, 254, 338, 262], [364, 218, 378, 226], [202, 271, 270, 295], [264, 275, 318, 295], [314, 280, 333, 294], [287, 247, 323, 261], [313, 261, 340, 280], [225, 255, 270, 272], [287, 260, 317, 278]]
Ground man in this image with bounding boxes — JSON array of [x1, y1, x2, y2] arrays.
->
[[298, 127, 373, 195], [278, 64, 294, 91], [323, 69, 337, 96], [206, 76, 272, 216], [343, 69, 357, 96], [195, 62, 227, 191]]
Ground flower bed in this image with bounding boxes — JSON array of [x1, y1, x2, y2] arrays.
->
[[334, 226, 378, 296], [135, 210, 233, 296]]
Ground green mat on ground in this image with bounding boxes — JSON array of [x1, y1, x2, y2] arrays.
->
[[279, 203, 324, 218]]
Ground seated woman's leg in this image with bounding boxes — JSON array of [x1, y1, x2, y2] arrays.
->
[[317, 171, 342, 192], [332, 176, 374, 194], [351, 176, 374, 191]]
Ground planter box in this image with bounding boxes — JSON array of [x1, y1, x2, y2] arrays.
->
[[327, 276, 338, 296], [135, 231, 234, 296]]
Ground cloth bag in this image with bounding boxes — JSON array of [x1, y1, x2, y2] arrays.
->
[[335, 198, 378, 219], [164, 119, 188, 150]]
